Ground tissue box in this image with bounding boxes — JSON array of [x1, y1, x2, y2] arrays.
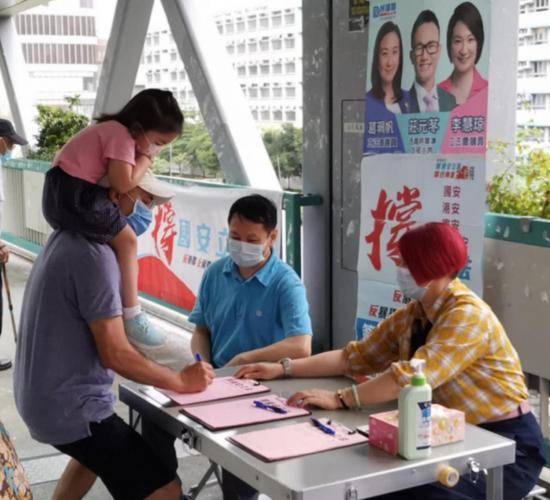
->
[[368, 404, 465, 456]]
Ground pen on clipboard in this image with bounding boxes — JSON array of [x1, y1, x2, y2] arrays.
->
[[253, 400, 288, 414], [310, 417, 336, 435]]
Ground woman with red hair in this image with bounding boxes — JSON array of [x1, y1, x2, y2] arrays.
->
[[236, 222, 544, 499]]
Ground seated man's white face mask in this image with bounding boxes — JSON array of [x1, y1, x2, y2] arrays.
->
[[396, 267, 429, 301], [228, 239, 268, 268]]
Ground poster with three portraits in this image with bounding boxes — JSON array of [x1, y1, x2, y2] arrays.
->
[[355, 0, 490, 339]]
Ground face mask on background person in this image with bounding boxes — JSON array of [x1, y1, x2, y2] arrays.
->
[[396, 266, 429, 301], [228, 238, 268, 268], [1, 150, 12, 163], [126, 194, 153, 236]]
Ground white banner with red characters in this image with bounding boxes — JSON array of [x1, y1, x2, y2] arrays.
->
[[355, 154, 485, 339], [137, 183, 283, 313]]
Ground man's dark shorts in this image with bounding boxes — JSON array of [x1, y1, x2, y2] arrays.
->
[[54, 414, 176, 499]]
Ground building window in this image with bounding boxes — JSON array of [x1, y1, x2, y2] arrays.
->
[[217, 23, 223, 34], [251, 109, 259, 120], [535, 27, 549, 44], [154, 52, 160, 63], [80, 0, 93, 7], [260, 110, 270, 121], [532, 93, 549, 109], [533, 60, 549, 76], [171, 71, 177, 81], [240, 84, 247, 96], [248, 40, 258, 53], [260, 38, 269, 51], [285, 85, 296, 98], [260, 62, 269, 75], [272, 38, 282, 50], [154, 70, 161, 82], [284, 12, 295, 25], [237, 42, 246, 54], [179, 70, 185, 80], [236, 20, 245, 32], [225, 21, 234, 35], [260, 85, 270, 98], [285, 110, 296, 121], [171, 51, 177, 61], [273, 110, 283, 121], [272, 12, 282, 28], [273, 62, 282, 74], [227, 43, 235, 55], [179, 90, 186, 100], [259, 16, 269, 30], [237, 65, 246, 76], [285, 61, 296, 74], [249, 64, 258, 76], [247, 16, 257, 30], [536, 0, 549, 10], [273, 86, 283, 98], [249, 86, 258, 98], [153, 33, 159, 45], [285, 37, 295, 50], [83, 76, 94, 91], [146, 35, 152, 46]]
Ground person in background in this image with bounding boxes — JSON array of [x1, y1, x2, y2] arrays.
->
[[0, 119, 27, 371], [439, 2, 488, 105], [236, 222, 545, 499], [408, 10, 456, 113], [15, 171, 215, 500]]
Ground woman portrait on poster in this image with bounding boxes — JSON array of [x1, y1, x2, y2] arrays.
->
[[439, 2, 488, 106], [367, 21, 410, 115]]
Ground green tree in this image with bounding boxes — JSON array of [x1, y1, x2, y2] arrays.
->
[[262, 124, 302, 182], [27, 96, 89, 161]]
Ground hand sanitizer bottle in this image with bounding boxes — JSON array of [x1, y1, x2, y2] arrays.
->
[[398, 358, 432, 459]]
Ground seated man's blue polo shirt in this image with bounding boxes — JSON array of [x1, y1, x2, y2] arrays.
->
[[188, 251, 312, 368]]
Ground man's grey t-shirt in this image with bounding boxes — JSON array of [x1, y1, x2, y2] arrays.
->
[[14, 230, 122, 445]]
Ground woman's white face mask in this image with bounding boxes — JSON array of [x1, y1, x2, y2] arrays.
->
[[396, 267, 428, 301]]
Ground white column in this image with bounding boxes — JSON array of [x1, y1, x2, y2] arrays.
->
[[93, 0, 154, 117], [161, 0, 280, 190]]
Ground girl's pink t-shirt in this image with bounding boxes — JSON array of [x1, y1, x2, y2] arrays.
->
[[54, 120, 136, 184]]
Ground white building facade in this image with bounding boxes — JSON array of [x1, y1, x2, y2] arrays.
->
[[517, 0, 550, 147], [14, 0, 102, 117], [137, 0, 303, 128]]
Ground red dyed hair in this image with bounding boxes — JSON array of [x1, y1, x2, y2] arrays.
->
[[397, 222, 468, 285]]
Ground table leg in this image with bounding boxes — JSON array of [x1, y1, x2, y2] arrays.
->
[[486, 466, 503, 500]]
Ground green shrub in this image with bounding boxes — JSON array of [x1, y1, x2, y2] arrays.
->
[[487, 128, 550, 219]]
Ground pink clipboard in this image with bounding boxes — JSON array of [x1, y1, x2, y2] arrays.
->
[[159, 376, 270, 405], [229, 418, 368, 462], [180, 395, 310, 431]]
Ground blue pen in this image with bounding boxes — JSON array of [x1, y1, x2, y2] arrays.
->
[[310, 417, 336, 435], [253, 400, 288, 414], [195, 353, 203, 362]]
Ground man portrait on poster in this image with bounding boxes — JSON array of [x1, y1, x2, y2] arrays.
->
[[407, 10, 456, 114]]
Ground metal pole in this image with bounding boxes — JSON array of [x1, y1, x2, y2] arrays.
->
[[2, 263, 17, 343], [486, 467, 504, 500]]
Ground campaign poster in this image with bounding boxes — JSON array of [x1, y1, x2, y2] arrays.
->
[[355, 154, 485, 334], [137, 183, 283, 312], [363, 0, 490, 155]]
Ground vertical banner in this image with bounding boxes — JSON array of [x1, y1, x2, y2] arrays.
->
[[356, 0, 490, 339], [137, 184, 283, 312]]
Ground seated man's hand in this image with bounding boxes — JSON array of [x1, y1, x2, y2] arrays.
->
[[226, 353, 250, 367], [234, 362, 283, 381], [287, 389, 341, 411], [177, 361, 215, 393]]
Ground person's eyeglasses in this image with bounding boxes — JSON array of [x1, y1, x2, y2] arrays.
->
[[413, 41, 439, 56]]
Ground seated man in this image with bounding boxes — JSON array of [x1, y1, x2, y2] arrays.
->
[[190, 193, 312, 368], [188, 194, 313, 499], [237, 222, 545, 500], [14, 171, 215, 500]]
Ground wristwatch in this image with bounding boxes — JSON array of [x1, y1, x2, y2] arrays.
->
[[279, 357, 292, 377]]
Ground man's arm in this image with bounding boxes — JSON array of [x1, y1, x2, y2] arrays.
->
[[190, 325, 212, 363], [226, 334, 311, 366], [90, 316, 214, 392]]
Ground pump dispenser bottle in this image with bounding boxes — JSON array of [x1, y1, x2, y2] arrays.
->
[[398, 358, 432, 459]]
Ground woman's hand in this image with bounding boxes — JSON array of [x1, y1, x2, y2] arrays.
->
[[287, 389, 342, 410], [234, 362, 283, 381]]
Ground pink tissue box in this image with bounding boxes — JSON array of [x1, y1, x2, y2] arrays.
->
[[368, 404, 465, 456]]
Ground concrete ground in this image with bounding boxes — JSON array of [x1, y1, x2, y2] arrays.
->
[[0, 255, 229, 499]]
